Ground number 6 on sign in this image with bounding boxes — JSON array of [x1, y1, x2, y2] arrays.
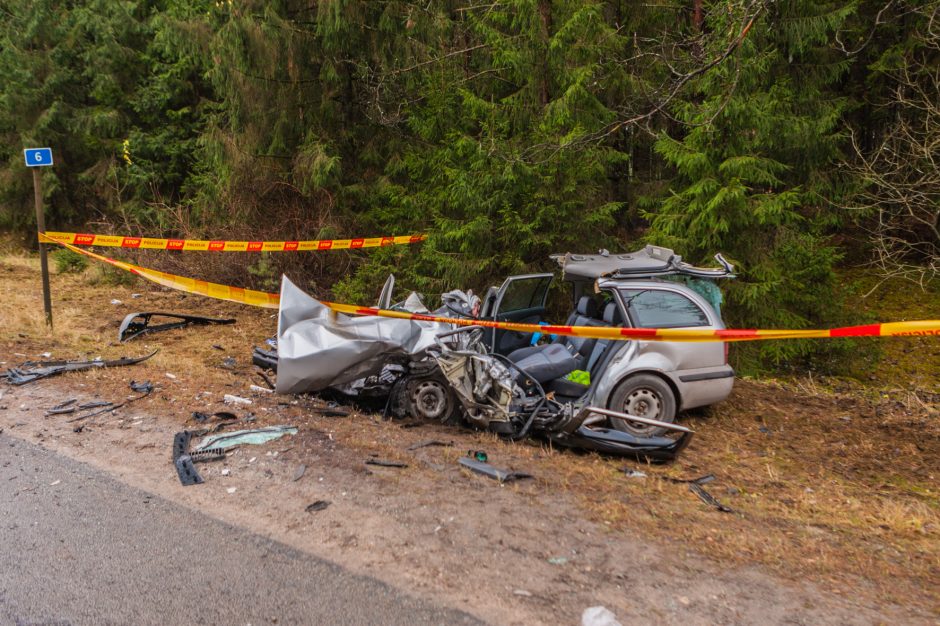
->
[[24, 147, 53, 167]]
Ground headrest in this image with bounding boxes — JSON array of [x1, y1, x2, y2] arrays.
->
[[576, 296, 598, 318], [603, 302, 622, 325]]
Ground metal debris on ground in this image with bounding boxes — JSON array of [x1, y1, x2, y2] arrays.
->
[[406, 439, 454, 451], [223, 394, 252, 406], [65, 381, 155, 423], [305, 500, 331, 513], [458, 457, 533, 483], [689, 483, 734, 513], [194, 425, 298, 451], [661, 474, 733, 513], [118, 311, 236, 342], [365, 459, 409, 468], [292, 464, 307, 481], [45, 398, 78, 416], [2, 351, 158, 386]]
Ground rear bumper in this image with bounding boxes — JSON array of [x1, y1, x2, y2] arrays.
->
[[674, 366, 734, 410]]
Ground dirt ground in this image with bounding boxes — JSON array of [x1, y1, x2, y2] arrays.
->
[[1, 253, 938, 624]]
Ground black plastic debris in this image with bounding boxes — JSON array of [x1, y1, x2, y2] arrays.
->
[[458, 457, 533, 483], [305, 500, 331, 513], [661, 474, 733, 513], [365, 459, 409, 468], [192, 411, 238, 424], [130, 380, 154, 394], [689, 483, 734, 513], [2, 351, 158, 386], [406, 440, 453, 451], [118, 312, 236, 342], [172, 431, 204, 486], [252, 347, 278, 372]]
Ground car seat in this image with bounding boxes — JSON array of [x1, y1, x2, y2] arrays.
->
[[544, 302, 624, 397]]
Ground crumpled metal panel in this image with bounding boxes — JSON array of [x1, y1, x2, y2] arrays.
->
[[275, 276, 450, 394]]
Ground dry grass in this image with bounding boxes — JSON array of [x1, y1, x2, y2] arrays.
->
[[1, 252, 938, 615]]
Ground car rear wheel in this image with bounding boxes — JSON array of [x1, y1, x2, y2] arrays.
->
[[607, 374, 677, 437]]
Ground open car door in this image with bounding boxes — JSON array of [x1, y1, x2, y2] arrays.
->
[[481, 273, 553, 355]]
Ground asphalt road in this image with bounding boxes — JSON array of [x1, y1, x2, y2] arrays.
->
[[0, 433, 482, 626]]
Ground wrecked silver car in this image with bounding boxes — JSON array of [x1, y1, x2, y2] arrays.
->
[[268, 246, 734, 461]]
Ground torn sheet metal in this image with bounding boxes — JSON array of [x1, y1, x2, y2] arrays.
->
[[275, 276, 452, 394], [2, 351, 158, 386], [119, 312, 236, 342], [194, 425, 297, 451], [458, 457, 533, 483]]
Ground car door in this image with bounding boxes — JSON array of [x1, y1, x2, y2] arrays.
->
[[483, 273, 554, 354]]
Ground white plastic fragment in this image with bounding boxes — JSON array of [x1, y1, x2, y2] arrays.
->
[[221, 469, 230, 476], [226, 487, 237, 494], [165, 373, 177, 379], [223, 394, 252, 406], [249, 385, 273, 394], [582, 606, 622, 626]]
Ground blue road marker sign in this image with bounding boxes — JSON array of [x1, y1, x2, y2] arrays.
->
[[24, 148, 53, 167]]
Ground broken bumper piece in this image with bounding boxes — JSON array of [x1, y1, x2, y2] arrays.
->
[[2, 351, 158, 386], [118, 312, 236, 342]]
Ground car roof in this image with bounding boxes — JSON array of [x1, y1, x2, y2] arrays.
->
[[550, 245, 734, 281]]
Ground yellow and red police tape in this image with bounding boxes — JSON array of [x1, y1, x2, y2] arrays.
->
[[41, 231, 426, 251], [39, 233, 940, 343]]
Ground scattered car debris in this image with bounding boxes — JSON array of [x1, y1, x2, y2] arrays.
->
[[129, 380, 154, 394], [223, 394, 252, 406], [192, 411, 238, 424], [622, 468, 647, 478], [660, 474, 732, 513], [365, 459, 409, 468], [2, 351, 158, 385], [172, 431, 204, 486], [689, 483, 734, 513], [65, 382, 155, 423], [45, 398, 78, 416], [212, 344, 225, 351], [292, 464, 307, 481], [406, 439, 453, 451], [305, 500, 331, 512], [221, 357, 237, 369], [249, 384, 273, 394], [468, 450, 488, 462], [118, 311, 236, 342], [547, 556, 569, 565], [194, 425, 298, 451], [662, 473, 715, 485], [458, 457, 533, 483], [252, 346, 278, 371]]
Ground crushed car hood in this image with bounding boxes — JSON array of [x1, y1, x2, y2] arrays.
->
[[275, 276, 452, 394]]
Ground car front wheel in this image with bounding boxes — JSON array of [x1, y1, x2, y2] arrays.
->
[[607, 374, 677, 437]]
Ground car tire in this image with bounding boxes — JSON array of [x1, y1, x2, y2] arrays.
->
[[607, 374, 677, 437], [406, 376, 459, 425]]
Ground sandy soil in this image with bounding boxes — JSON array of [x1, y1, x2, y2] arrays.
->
[[1, 255, 937, 624]]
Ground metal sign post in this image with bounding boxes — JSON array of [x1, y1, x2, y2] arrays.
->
[[24, 148, 54, 328]]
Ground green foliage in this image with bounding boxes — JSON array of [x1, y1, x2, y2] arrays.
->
[[0, 0, 929, 375], [52, 248, 89, 274]]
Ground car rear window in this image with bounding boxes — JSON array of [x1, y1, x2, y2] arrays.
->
[[619, 289, 710, 328]]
